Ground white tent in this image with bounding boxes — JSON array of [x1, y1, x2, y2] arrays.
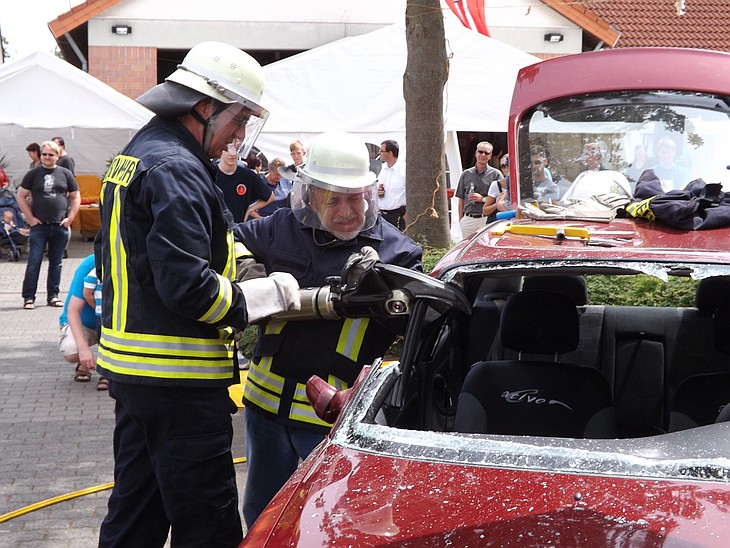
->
[[0, 51, 152, 183], [256, 15, 540, 175], [254, 15, 539, 240]]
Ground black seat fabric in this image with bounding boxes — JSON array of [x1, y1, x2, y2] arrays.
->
[[668, 282, 730, 431], [454, 291, 615, 439], [668, 372, 730, 431], [522, 275, 588, 306]]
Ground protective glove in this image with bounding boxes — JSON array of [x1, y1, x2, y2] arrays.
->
[[238, 272, 301, 323], [342, 246, 381, 287]]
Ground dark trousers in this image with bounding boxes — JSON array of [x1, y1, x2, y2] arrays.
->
[[99, 382, 243, 548], [380, 206, 406, 231], [22, 223, 69, 302]]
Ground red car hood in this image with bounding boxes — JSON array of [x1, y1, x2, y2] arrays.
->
[[244, 442, 730, 546]]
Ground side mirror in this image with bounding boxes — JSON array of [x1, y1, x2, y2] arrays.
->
[[306, 365, 371, 424]]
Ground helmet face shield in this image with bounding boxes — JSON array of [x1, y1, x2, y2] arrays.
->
[[204, 102, 268, 159], [291, 176, 378, 240]]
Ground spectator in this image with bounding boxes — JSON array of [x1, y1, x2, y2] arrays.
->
[[234, 130, 422, 528], [455, 141, 501, 238], [95, 41, 299, 547], [26, 142, 41, 169], [51, 136, 75, 175], [2, 208, 29, 247], [17, 140, 79, 310], [289, 139, 306, 169], [59, 254, 108, 390], [483, 153, 512, 222], [246, 154, 262, 173], [377, 139, 407, 231], [214, 144, 273, 222], [530, 146, 560, 202], [581, 141, 606, 171], [256, 157, 292, 217], [625, 144, 654, 182], [650, 137, 690, 191]]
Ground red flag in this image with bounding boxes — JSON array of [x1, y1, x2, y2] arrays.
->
[[444, 0, 490, 36]]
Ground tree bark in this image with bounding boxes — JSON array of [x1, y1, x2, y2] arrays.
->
[[404, 0, 450, 247]]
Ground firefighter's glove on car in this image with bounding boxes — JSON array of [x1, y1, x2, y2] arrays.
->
[[238, 272, 301, 323], [343, 246, 381, 287]]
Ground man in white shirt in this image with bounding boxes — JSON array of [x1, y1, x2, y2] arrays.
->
[[376, 140, 407, 230]]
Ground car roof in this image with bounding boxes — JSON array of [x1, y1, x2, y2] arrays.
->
[[510, 47, 730, 116]]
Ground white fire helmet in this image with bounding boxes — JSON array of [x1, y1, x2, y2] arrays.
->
[[288, 131, 378, 240], [137, 41, 269, 158]]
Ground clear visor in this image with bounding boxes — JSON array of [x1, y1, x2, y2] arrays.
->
[[291, 178, 379, 239], [207, 102, 268, 158]]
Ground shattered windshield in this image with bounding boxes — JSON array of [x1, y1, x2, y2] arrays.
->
[[517, 91, 730, 205]]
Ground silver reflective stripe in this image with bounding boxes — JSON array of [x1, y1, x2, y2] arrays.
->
[[98, 347, 231, 375], [101, 330, 229, 357], [246, 358, 284, 393], [199, 275, 232, 324]]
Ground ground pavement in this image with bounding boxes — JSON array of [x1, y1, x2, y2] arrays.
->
[[0, 235, 248, 547]]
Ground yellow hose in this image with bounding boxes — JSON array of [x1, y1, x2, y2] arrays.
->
[[0, 457, 247, 524]]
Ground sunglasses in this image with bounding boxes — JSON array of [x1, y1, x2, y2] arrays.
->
[[476, 150, 492, 155], [41, 153, 57, 157]]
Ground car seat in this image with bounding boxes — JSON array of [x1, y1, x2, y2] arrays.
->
[[453, 290, 615, 439], [669, 279, 730, 431]]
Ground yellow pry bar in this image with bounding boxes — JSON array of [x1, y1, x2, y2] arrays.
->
[[491, 223, 591, 241]]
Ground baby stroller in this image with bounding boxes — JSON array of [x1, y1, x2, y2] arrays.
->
[[0, 187, 28, 261]]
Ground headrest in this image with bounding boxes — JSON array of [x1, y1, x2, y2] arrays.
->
[[696, 276, 730, 316], [475, 276, 522, 301], [522, 275, 588, 306], [501, 290, 580, 354]]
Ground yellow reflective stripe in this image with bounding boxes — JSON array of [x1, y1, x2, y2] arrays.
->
[[243, 381, 280, 414], [290, 399, 331, 427], [243, 357, 284, 414], [234, 241, 252, 258], [198, 274, 233, 324], [264, 319, 287, 335], [96, 358, 232, 380], [103, 155, 139, 187], [109, 184, 128, 332], [222, 231, 237, 280], [336, 318, 369, 361], [290, 374, 349, 427], [101, 328, 231, 358]]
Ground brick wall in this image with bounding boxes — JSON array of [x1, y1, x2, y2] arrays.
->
[[88, 46, 157, 101]]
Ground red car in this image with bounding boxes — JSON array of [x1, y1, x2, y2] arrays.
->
[[243, 47, 730, 546]]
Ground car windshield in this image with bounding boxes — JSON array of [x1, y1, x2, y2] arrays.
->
[[516, 90, 730, 204]]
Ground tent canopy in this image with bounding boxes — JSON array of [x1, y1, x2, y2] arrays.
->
[[255, 14, 540, 172], [0, 51, 152, 183]]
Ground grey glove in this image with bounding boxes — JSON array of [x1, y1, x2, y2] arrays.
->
[[236, 257, 268, 282], [342, 246, 381, 287], [238, 272, 301, 323]]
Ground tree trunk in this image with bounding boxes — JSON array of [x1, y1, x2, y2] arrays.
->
[[404, 0, 450, 248]]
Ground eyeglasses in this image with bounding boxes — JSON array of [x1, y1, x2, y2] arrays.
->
[[380, 149, 388, 153], [476, 150, 492, 155], [41, 153, 56, 157]]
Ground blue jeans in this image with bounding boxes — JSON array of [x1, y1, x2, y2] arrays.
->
[[242, 407, 324, 528], [22, 223, 69, 302]]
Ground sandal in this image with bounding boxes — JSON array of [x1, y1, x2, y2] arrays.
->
[[23, 300, 35, 310], [73, 364, 91, 383], [96, 377, 109, 391], [48, 297, 63, 307]]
